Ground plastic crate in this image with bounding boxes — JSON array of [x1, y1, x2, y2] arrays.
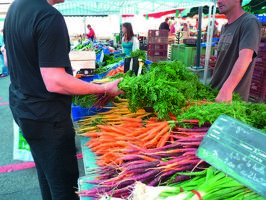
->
[[148, 30, 169, 37], [147, 49, 168, 57], [72, 105, 111, 122], [147, 56, 168, 63], [261, 24, 266, 40], [148, 43, 168, 50], [171, 44, 214, 67], [148, 37, 168, 44]]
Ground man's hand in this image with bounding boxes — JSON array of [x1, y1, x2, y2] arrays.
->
[[104, 79, 124, 96], [215, 87, 232, 103]]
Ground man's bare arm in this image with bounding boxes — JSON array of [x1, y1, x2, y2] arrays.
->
[[40, 68, 122, 96], [216, 49, 254, 102]]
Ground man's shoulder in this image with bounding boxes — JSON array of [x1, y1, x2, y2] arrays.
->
[[242, 13, 260, 24]]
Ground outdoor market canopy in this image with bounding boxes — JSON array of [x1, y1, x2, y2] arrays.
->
[[54, 0, 253, 16]]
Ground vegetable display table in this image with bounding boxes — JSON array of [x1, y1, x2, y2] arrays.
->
[[78, 136, 98, 200]]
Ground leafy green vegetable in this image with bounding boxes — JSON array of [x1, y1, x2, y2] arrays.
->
[[94, 64, 117, 75], [178, 102, 266, 131], [72, 95, 98, 108], [119, 61, 223, 119], [130, 49, 147, 61], [160, 167, 265, 200], [103, 55, 123, 65]]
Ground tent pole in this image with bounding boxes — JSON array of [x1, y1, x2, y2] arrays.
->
[[203, 1, 217, 84], [195, 6, 203, 68]]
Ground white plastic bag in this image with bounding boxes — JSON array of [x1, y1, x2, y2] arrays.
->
[[13, 120, 34, 162]]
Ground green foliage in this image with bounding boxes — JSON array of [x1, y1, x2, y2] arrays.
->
[[94, 63, 118, 75], [130, 49, 147, 61], [72, 95, 98, 108], [119, 61, 217, 119], [103, 55, 123, 65], [178, 102, 266, 131]]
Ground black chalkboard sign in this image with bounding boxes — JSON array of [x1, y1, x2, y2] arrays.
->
[[197, 115, 266, 197]]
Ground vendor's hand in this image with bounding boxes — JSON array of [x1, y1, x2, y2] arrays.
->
[[215, 88, 232, 103], [104, 79, 124, 96]]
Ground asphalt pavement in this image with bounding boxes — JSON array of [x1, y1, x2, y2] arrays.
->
[[0, 77, 85, 200]]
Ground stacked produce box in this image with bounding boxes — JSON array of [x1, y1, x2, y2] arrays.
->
[[147, 30, 169, 62], [249, 24, 266, 103]]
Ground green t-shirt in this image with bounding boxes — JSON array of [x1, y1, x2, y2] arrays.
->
[[210, 13, 261, 101]]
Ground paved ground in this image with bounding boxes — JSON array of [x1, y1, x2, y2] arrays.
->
[[0, 77, 85, 200]]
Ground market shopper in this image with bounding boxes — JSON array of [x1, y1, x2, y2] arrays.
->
[[121, 22, 139, 56], [170, 21, 176, 35], [3, 0, 122, 200], [210, 0, 261, 102], [159, 18, 170, 31], [0, 29, 8, 77], [86, 24, 96, 41]]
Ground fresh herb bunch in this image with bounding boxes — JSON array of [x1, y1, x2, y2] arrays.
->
[[119, 61, 213, 119], [94, 64, 117, 75], [178, 101, 266, 131], [72, 95, 98, 108], [103, 55, 123, 65], [130, 49, 147, 61]]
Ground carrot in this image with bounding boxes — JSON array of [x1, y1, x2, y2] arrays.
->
[[157, 130, 171, 148], [144, 125, 170, 147], [119, 117, 142, 123], [141, 122, 168, 141], [80, 132, 102, 137]]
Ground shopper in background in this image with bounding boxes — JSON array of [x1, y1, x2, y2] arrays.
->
[[211, 0, 261, 102], [86, 24, 96, 41], [121, 22, 139, 56], [181, 23, 190, 38], [4, 0, 122, 200], [0, 29, 8, 77], [203, 21, 219, 41], [170, 21, 176, 35], [159, 18, 170, 31]]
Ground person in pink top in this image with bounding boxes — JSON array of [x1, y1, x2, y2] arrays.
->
[[170, 21, 176, 35]]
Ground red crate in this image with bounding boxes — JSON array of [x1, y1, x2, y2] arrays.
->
[[148, 30, 169, 37], [148, 44, 168, 50], [148, 37, 168, 44], [261, 25, 266, 40], [252, 66, 266, 81], [147, 50, 168, 57]]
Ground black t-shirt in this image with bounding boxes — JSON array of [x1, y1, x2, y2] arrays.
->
[[159, 22, 170, 31], [4, 0, 73, 121]]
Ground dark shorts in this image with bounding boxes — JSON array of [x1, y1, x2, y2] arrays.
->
[[15, 116, 79, 200]]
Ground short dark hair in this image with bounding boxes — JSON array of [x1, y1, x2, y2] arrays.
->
[[240, 0, 243, 5], [165, 18, 169, 22], [122, 22, 134, 41], [87, 24, 91, 28]]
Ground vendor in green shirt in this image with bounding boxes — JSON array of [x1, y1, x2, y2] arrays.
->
[[122, 22, 139, 56]]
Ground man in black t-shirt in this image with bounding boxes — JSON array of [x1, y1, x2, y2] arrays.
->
[[210, 0, 261, 102], [4, 0, 122, 199], [159, 18, 170, 31]]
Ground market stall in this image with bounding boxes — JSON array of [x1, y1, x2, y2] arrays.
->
[[72, 58, 266, 199], [57, 1, 266, 199]]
